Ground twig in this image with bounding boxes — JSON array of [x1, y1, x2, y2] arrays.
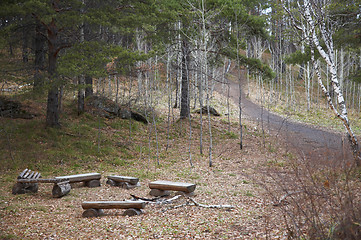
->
[[184, 194, 235, 209], [130, 194, 165, 202], [273, 191, 302, 206]]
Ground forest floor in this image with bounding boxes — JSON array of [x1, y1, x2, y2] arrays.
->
[[0, 72, 360, 239], [0, 90, 297, 239]]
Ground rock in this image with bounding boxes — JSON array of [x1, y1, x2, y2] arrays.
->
[[119, 108, 132, 119], [195, 106, 221, 116], [86, 95, 120, 116], [0, 96, 34, 119], [85, 95, 148, 124], [130, 111, 148, 124]]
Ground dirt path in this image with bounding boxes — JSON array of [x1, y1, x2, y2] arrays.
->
[[215, 74, 354, 165]]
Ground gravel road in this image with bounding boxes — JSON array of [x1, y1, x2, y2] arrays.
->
[[215, 75, 354, 166]]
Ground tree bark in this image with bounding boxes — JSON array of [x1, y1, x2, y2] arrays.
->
[[34, 21, 46, 90], [46, 19, 60, 128], [85, 75, 93, 97], [180, 39, 190, 119]]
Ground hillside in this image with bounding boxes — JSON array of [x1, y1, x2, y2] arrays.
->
[[1, 83, 360, 239], [0, 88, 294, 239]]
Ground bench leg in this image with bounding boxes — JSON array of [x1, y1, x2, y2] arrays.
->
[[123, 208, 143, 216], [176, 191, 195, 197], [52, 182, 71, 198], [82, 208, 104, 218], [149, 189, 171, 197], [12, 183, 38, 195], [85, 179, 101, 188], [106, 179, 117, 186], [120, 182, 140, 189]]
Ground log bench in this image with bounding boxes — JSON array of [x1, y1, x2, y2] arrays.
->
[[148, 180, 196, 197], [106, 175, 140, 189], [81, 200, 146, 217], [55, 173, 101, 188], [12, 169, 71, 198]]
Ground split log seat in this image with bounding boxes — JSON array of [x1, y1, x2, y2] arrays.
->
[[148, 180, 196, 197], [106, 175, 140, 189], [12, 169, 71, 198], [82, 200, 146, 217], [55, 173, 101, 188]]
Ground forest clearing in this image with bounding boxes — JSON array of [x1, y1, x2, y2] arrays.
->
[[1, 0, 361, 239]]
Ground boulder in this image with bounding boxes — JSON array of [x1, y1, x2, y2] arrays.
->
[[86, 96, 148, 124], [195, 106, 221, 116], [0, 96, 34, 119]]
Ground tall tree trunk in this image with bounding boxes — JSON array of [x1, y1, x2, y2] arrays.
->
[[77, 20, 85, 115], [85, 75, 93, 97], [33, 21, 46, 90], [78, 76, 85, 115], [22, 24, 29, 63], [303, 0, 360, 165], [46, 19, 60, 128], [180, 40, 190, 119]]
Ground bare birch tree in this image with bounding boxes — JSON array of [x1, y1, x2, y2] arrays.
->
[[285, 0, 361, 165]]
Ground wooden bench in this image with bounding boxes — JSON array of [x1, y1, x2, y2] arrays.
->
[[55, 173, 101, 188], [106, 175, 140, 189], [12, 169, 71, 198], [81, 200, 146, 217], [148, 180, 196, 197]]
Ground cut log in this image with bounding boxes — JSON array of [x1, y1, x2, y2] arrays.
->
[[82, 208, 104, 218], [149, 180, 196, 193], [106, 179, 117, 186], [52, 181, 71, 198], [85, 179, 101, 188], [82, 201, 146, 210], [118, 182, 140, 189], [123, 208, 143, 216], [55, 173, 101, 183], [107, 175, 139, 185], [12, 182, 38, 194], [149, 189, 171, 197]]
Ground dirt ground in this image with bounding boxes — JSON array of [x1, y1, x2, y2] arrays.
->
[[1, 72, 358, 239], [0, 117, 292, 239]]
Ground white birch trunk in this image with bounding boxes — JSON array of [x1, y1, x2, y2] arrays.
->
[[303, 0, 360, 164]]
